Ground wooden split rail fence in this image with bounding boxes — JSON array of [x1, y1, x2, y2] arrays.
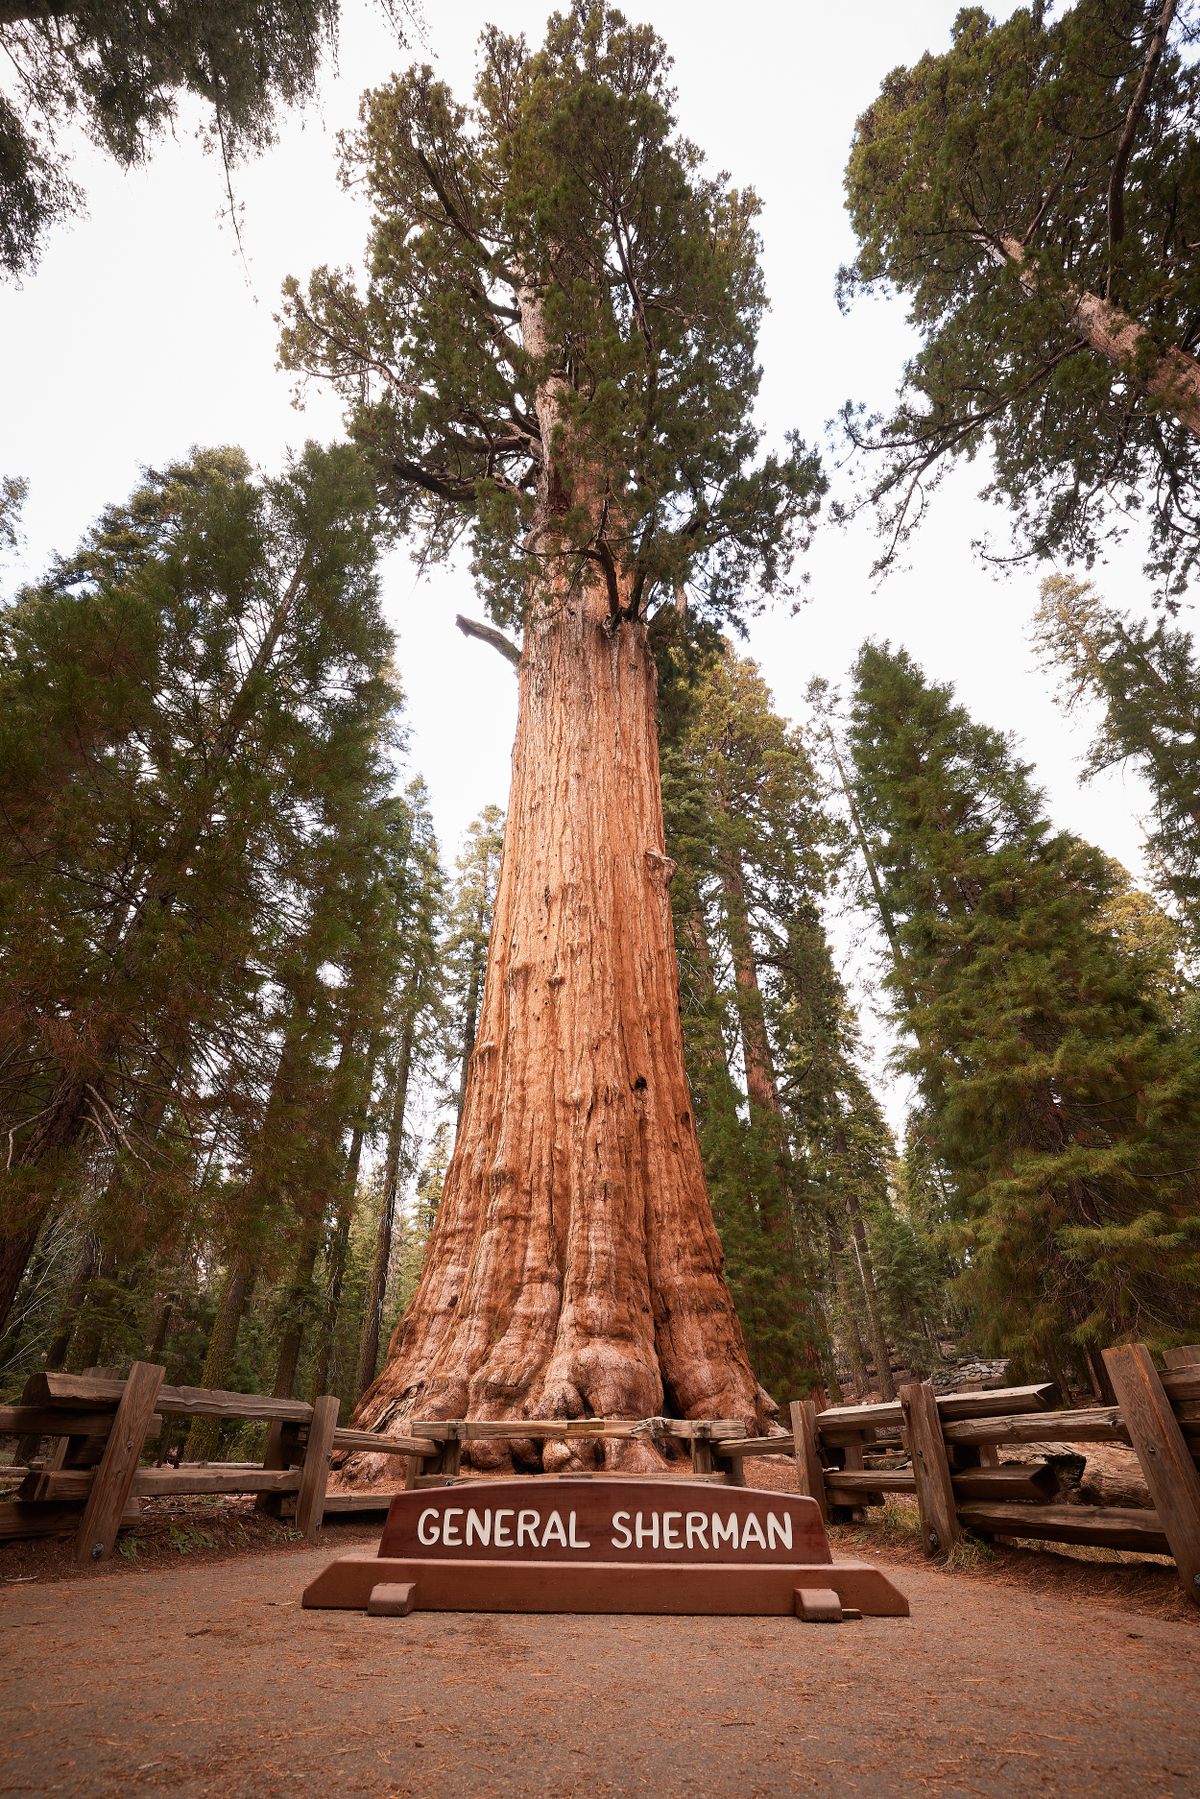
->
[[2, 1342, 1198, 1607]]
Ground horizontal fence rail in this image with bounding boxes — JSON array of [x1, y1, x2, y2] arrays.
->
[[2, 1345, 1198, 1603]]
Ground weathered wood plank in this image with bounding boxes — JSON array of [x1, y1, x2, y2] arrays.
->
[[1104, 1343, 1200, 1606], [721, 1434, 794, 1457], [401, 1417, 745, 1443], [788, 1399, 827, 1523], [312, 1489, 406, 1514], [900, 1381, 960, 1557], [0, 1499, 140, 1541], [23, 1465, 304, 1501], [956, 1500, 1169, 1553], [74, 1361, 163, 1564], [294, 1394, 340, 1541], [330, 1428, 439, 1458], [825, 1468, 916, 1495], [1161, 1368, 1200, 1405], [24, 1371, 314, 1424], [941, 1407, 1130, 1446], [0, 1407, 162, 1439], [816, 1383, 1057, 1441], [949, 1462, 1059, 1502], [1163, 1346, 1200, 1371]]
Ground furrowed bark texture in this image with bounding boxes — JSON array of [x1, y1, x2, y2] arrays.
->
[[356, 579, 768, 1465]]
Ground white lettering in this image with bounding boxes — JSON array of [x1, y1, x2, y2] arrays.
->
[[541, 1510, 568, 1548], [740, 1514, 766, 1551], [611, 1511, 632, 1549], [465, 1510, 491, 1547], [517, 1509, 540, 1548], [568, 1512, 591, 1549], [766, 1513, 793, 1551], [417, 1507, 440, 1547], [685, 1511, 710, 1551], [711, 1513, 738, 1550], [661, 1511, 683, 1550], [634, 1512, 659, 1549], [493, 1509, 513, 1548], [441, 1507, 463, 1547]]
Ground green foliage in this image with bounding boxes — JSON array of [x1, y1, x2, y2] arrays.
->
[[1034, 573, 1200, 946], [280, 0, 822, 631], [848, 639, 1200, 1372], [841, 1, 1200, 593], [0, 1, 355, 278]]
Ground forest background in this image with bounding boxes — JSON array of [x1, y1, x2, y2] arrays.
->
[[1, 0, 1193, 1428]]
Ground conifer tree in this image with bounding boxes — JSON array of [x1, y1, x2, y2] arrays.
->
[[1034, 574, 1200, 941], [848, 641, 1200, 1378], [444, 807, 505, 1121], [0, 442, 393, 1333], [841, 0, 1200, 591], [282, 2, 822, 1442]]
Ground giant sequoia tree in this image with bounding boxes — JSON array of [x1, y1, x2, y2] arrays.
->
[[841, 0, 1200, 591], [281, 3, 821, 1452]]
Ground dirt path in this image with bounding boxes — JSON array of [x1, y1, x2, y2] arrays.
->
[[3, 1529, 1199, 1798]]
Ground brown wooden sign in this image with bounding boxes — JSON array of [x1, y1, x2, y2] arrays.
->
[[302, 1478, 909, 1621]]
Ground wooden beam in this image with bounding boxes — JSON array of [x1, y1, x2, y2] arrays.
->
[[0, 1406, 162, 1439], [1163, 1346, 1200, 1370], [816, 1383, 1056, 1440], [330, 1428, 439, 1458], [788, 1399, 828, 1523], [1104, 1343, 1200, 1607], [74, 1361, 163, 1564], [941, 1407, 1130, 1447], [1, 1499, 140, 1541], [25, 1371, 314, 1424], [401, 1417, 745, 1443], [899, 1381, 960, 1557], [957, 1500, 1168, 1553], [26, 1466, 304, 1501], [294, 1395, 340, 1541]]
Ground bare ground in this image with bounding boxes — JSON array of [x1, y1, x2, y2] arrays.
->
[[3, 1461, 1200, 1799]]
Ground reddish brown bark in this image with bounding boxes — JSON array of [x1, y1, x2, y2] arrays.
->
[[356, 307, 768, 1457], [357, 586, 768, 1465]]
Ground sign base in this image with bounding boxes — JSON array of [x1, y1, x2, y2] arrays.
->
[[300, 1478, 908, 1620], [302, 1551, 907, 1616]]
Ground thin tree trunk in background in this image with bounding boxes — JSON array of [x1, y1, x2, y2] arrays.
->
[[43, 1235, 100, 1371], [313, 1032, 380, 1399], [456, 909, 485, 1124], [65, 1246, 118, 1372], [355, 1016, 414, 1400], [827, 1217, 870, 1397], [184, 1251, 254, 1461], [845, 1191, 895, 1401]]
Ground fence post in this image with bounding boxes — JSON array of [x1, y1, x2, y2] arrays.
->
[[690, 1424, 714, 1476], [1103, 1344, 1200, 1608], [900, 1380, 960, 1558], [789, 1398, 828, 1523], [74, 1361, 164, 1564], [295, 1395, 340, 1541]]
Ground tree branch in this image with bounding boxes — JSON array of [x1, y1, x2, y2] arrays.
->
[[1107, 0, 1177, 290], [455, 614, 520, 667]]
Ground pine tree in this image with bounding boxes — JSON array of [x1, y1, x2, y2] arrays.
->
[[0, 442, 393, 1333], [443, 807, 505, 1121], [849, 640, 1200, 1378], [1034, 574, 1200, 940], [283, 2, 823, 1442], [841, 0, 1200, 592]]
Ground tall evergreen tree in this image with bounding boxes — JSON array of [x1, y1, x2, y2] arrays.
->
[[281, 2, 822, 1441], [0, 441, 394, 1333], [849, 641, 1200, 1379], [841, 0, 1200, 593], [1034, 574, 1200, 941]]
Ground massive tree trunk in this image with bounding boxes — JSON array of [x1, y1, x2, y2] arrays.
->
[[357, 587, 767, 1463]]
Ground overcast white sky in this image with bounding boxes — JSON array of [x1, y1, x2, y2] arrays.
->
[[0, 1, 1163, 1130]]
